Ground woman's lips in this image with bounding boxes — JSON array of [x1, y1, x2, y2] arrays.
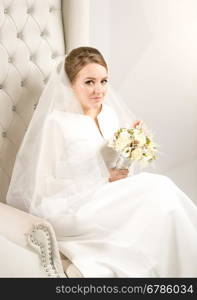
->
[[90, 97, 102, 100]]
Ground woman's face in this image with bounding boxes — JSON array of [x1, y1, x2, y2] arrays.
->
[[71, 63, 108, 111]]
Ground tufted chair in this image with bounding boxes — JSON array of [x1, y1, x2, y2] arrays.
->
[[0, 0, 90, 277]]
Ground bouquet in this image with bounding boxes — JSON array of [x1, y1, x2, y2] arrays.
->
[[108, 121, 159, 171]]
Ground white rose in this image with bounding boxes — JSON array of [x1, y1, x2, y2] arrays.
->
[[120, 130, 131, 138], [115, 134, 131, 151], [142, 148, 156, 161], [131, 148, 143, 160], [134, 134, 146, 147], [122, 147, 132, 158]]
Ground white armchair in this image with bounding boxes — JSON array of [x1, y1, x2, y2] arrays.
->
[[0, 0, 90, 277]]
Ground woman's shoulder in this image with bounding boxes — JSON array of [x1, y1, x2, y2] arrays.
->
[[99, 103, 120, 125], [47, 110, 86, 125], [101, 103, 119, 121], [46, 110, 92, 138], [102, 103, 116, 114], [48, 110, 77, 120]]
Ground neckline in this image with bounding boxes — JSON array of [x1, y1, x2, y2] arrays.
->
[[95, 117, 104, 138], [83, 103, 103, 118], [83, 104, 105, 140], [84, 115, 105, 140]]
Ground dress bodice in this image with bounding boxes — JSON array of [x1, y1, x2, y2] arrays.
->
[[50, 103, 120, 169]]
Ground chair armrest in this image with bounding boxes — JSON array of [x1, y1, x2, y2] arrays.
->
[[0, 202, 66, 277]]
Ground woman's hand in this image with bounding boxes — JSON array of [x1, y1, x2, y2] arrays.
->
[[108, 168, 129, 182], [132, 120, 143, 128]]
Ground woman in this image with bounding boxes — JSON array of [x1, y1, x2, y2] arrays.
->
[[6, 47, 197, 277]]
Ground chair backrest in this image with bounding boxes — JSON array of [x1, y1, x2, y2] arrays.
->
[[0, 0, 90, 204], [0, 0, 67, 204]]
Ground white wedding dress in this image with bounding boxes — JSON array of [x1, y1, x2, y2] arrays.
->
[[32, 103, 197, 278]]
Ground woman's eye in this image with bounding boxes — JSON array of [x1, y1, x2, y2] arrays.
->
[[85, 79, 108, 85], [85, 80, 94, 85], [102, 79, 108, 84]]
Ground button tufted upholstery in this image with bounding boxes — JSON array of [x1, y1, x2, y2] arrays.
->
[[0, 0, 90, 205], [0, 0, 90, 277], [0, 0, 66, 203]]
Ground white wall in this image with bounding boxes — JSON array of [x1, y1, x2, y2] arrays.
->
[[164, 158, 197, 205], [89, 0, 197, 203]]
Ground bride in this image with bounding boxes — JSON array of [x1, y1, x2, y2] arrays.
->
[[6, 46, 197, 277]]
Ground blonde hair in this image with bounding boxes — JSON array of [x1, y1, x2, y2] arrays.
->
[[65, 46, 108, 83]]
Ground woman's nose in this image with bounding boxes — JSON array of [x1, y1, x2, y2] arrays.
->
[[94, 84, 104, 93]]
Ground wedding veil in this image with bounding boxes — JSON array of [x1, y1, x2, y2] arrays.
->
[[6, 54, 137, 222]]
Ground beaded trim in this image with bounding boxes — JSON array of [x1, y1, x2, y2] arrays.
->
[[27, 224, 60, 277]]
